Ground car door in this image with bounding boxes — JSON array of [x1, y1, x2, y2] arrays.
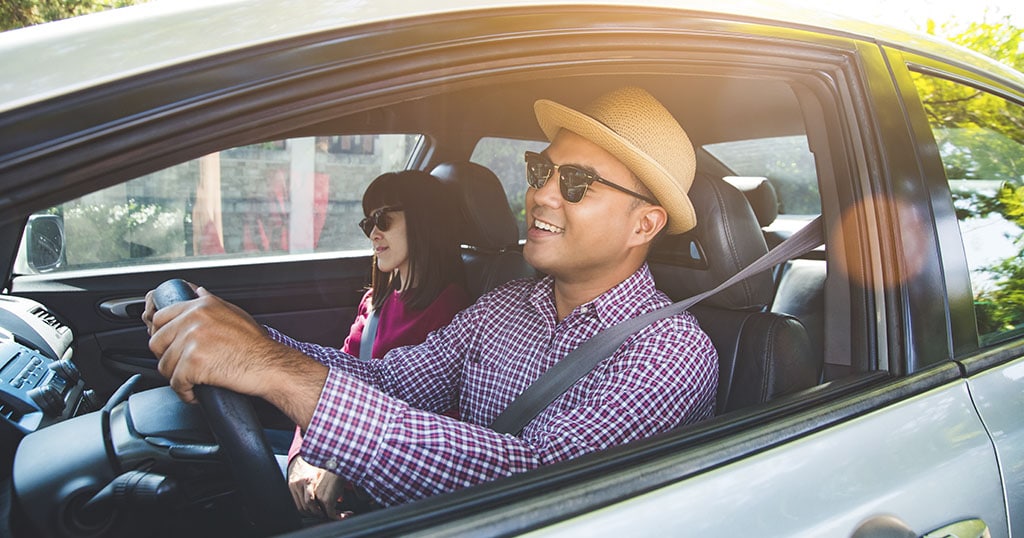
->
[[890, 48, 1024, 535], [317, 26, 1016, 538]]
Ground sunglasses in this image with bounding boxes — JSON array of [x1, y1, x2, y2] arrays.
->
[[358, 206, 403, 237], [525, 151, 657, 205]]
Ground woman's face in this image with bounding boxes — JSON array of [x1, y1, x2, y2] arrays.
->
[[368, 206, 410, 281]]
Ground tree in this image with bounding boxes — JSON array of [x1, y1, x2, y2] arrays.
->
[[1, 0, 145, 32], [924, 16, 1024, 72], [914, 18, 1024, 339]]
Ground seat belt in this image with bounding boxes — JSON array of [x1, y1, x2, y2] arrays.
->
[[359, 310, 379, 361], [490, 215, 825, 435]]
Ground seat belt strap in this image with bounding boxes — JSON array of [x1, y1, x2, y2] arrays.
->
[[359, 309, 379, 361], [489, 216, 825, 435]]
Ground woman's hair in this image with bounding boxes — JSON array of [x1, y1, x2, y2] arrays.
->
[[362, 170, 466, 311]]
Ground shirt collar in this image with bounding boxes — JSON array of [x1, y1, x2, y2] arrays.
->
[[528, 263, 659, 325]]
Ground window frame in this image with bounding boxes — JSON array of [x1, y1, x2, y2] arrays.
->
[[890, 47, 1024, 359]]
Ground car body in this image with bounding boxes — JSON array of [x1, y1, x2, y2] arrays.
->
[[0, 0, 1022, 536]]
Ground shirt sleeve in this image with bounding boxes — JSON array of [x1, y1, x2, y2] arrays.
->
[[298, 311, 718, 507], [267, 297, 475, 413]]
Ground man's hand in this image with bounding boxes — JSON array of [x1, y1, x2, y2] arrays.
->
[[145, 284, 328, 427], [288, 455, 324, 517], [288, 456, 352, 520]]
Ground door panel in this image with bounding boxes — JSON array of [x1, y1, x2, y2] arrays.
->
[[8, 255, 371, 398], [968, 355, 1024, 536], [525, 379, 1006, 537]]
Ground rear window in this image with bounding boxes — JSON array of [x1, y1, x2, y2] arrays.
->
[[471, 136, 548, 238], [704, 135, 821, 216], [911, 71, 1024, 346]]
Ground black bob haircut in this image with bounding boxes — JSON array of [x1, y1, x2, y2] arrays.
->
[[361, 170, 466, 311]]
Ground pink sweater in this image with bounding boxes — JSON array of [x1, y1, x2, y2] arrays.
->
[[287, 283, 470, 461]]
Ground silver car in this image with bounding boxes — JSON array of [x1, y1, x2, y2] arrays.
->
[[0, 1, 1021, 537]]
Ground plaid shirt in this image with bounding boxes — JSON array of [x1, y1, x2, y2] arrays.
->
[[270, 263, 718, 507]]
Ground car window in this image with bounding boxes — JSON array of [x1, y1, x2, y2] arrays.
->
[[15, 135, 423, 274], [910, 72, 1024, 346], [471, 137, 549, 238], [703, 135, 821, 216]]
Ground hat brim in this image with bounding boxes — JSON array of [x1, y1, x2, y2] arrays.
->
[[534, 99, 696, 234]]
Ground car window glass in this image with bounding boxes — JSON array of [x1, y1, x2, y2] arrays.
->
[[15, 135, 423, 274], [911, 72, 1024, 345], [703, 135, 821, 216], [471, 137, 549, 239]]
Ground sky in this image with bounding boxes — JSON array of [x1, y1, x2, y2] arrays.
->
[[806, 0, 1024, 31]]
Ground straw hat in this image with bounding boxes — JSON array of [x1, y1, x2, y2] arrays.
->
[[534, 86, 697, 234]]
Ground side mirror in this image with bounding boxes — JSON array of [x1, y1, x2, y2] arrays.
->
[[26, 214, 65, 273]]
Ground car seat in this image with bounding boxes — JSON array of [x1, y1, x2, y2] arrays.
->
[[649, 173, 821, 414], [723, 175, 826, 383], [431, 161, 536, 299]]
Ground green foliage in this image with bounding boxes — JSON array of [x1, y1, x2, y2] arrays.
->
[[976, 184, 1024, 336], [1, 0, 145, 31], [924, 16, 1024, 72], [63, 199, 184, 267], [914, 33, 1024, 341]]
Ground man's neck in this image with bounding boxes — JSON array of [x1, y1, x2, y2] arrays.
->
[[551, 263, 644, 322]]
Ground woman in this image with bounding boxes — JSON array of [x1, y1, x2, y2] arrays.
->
[[287, 170, 470, 520]]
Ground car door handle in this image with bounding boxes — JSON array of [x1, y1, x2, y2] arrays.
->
[[922, 519, 989, 538], [99, 297, 146, 320], [852, 515, 990, 538]]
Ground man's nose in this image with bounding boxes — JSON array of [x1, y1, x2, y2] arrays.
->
[[531, 173, 563, 208]]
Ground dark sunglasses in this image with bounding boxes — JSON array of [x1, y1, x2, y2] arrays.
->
[[525, 151, 657, 205], [358, 206, 403, 237]]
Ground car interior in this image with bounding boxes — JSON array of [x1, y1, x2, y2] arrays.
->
[[359, 73, 846, 388], [2, 53, 873, 537]]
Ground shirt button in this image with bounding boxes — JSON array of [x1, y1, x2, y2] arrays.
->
[[580, 306, 589, 314], [324, 458, 338, 471]]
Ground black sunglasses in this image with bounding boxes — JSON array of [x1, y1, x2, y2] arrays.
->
[[525, 151, 657, 205], [358, 206, 403, 237]]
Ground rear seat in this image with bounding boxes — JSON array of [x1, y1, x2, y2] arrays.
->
[[723, 176, 826, 382], [431, 161, 536, 299]]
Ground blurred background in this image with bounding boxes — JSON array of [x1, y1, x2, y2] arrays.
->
[[808, 0, 1022, 72]]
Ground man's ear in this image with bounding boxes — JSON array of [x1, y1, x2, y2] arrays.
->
[[630, 205, 668, 246]]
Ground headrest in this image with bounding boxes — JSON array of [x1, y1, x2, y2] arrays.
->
[[722, 176, 778, 228], [431, 162, 520, 250], [649, 173, 773, 309]]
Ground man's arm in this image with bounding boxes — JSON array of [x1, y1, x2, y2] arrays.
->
[[148, 286, 328, 429], [269, 302, 477, 416], [300, 314, 717, 507]]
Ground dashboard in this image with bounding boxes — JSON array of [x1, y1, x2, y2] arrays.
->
[[0, 295, 92, 440], [1, 290, 254, 538]]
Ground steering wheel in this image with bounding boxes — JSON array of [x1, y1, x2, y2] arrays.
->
[[152, 279, 301, 535]]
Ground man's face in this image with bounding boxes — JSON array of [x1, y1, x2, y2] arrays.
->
[[523, 130, 648, 285]]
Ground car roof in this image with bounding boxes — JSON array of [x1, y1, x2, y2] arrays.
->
[[1, 0, 1021, 115]]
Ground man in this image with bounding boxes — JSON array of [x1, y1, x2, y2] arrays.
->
[[146, 86, 718, 513]]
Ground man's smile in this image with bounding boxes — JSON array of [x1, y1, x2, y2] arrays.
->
[[532, 218, 565, 234]]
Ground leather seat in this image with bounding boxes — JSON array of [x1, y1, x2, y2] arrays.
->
[[723, 176, 784, 249], [723, 175, 826, 382], [431, 161, 536, 299], [649, 173, 820, 414]]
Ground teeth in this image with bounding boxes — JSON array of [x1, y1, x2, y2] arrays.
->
[[534, 219, 564, 233]]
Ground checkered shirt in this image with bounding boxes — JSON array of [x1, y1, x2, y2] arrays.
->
[[269, 263, 718, 507]]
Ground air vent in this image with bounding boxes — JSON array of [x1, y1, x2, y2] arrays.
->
[[0, 401, 21, 422], [30, 306, 68, 335]]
